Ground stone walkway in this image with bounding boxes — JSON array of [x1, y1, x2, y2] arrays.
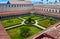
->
[[5, 24, 21, 30], [5, 17, 46, 30], [18, 17, 26, 25], [33, 20, 46, 30], [5, 17, 26, 30]]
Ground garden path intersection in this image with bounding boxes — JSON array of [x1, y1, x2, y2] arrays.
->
[[5, 17, 46, 30], [0, 15, 58, 39]]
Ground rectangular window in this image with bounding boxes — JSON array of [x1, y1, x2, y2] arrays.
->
[[9, 5, 10, 7], [59, 10, 60, 13], [11, 5, 13, 7], [21, 4, 23, 7], [17, 5, 19, 7], [14, 5, 16, 7], [55, 10, 57, 13]]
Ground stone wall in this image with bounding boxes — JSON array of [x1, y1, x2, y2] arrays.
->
[[0, 4, 33, 12], [34, 4, 60, 13]]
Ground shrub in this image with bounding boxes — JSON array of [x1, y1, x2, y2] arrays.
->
[[20, 26, 30, 37]]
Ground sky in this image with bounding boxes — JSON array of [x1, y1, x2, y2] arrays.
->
[[0, 0, 59, 4], [0, 0, 8, 3], [26, 0, 59, 4]]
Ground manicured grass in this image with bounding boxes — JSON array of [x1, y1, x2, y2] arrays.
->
[[21, 16, 31, 19], [21, 16, 44, 20], [0, 18, 22, 27], [31, 16, 42, 20], [0, 15, 58, 39], [38, 19, 58, 28], [7, 25, 42, 39]]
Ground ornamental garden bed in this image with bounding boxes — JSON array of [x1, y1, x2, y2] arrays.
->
[[0, 18, 22, 28], [21, 15, 44, 20], [0, 13, 58, 39], [38, 18, 58, 28], [7, 25, 42, 39]]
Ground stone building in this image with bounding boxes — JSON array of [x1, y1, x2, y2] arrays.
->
[[0, 0, 33, 12]]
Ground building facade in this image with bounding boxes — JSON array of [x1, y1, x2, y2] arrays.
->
[[0, 1, 33, 12], [34, 4, 60, 13]]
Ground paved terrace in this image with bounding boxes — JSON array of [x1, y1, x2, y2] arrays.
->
[[0, 23, 10, 39]]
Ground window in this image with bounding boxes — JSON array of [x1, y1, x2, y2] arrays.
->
[[55, 10, 57, 13], [9, 5, 10, 7], [44, 9, 45, 11], [11, 5, 13, 7], [21, 4, 23, 7], [17, 5, 19, 7], [19, 4, 21, 7], [46, 9, 48, 11], [59, 10, 60, 13], [49, 9, 51, 12], [23, 4, 25, 7], [52, 10, 54, 13], [14, 5, 16, 7]]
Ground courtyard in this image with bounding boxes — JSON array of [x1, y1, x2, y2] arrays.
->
[[0, 13, 58, 39]]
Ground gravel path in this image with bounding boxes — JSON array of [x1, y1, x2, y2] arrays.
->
[[33, 20, 46, 30], [5, 17, 46, 30]]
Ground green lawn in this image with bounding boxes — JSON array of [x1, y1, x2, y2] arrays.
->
[[0, 15, 58, 39], [7, 25, 42, 39], [0, 18, 22, 27], [21, 16, 44, 20], [38, 19, 58, 28]]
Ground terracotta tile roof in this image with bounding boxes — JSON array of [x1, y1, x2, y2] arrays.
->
[[0, 10, 31, 16], [0, 23, 10, 39]]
